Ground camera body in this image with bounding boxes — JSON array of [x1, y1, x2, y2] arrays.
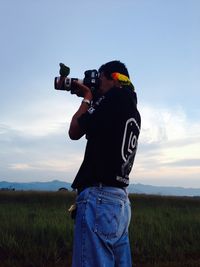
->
[[54, 68, 99, 95]]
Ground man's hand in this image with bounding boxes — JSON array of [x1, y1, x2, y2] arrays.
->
[[71, 81, 93, 100]]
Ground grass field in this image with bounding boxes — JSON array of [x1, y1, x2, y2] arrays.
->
[[0, 191, 200, 267]]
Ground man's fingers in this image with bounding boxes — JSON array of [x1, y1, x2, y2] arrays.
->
[[72, 81, 90, 91], [70, 88, 84, 97]]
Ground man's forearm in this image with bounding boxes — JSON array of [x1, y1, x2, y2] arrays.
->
[[68, 81, 92, 140], [68, 101, 90, 140]]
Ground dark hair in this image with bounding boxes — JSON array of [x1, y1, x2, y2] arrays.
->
[[98, 60, 130, 80]]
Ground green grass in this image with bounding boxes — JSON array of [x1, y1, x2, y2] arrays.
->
[[129, 194, 200, 266], [0, 191, 74, 267], [0, 191, 200, 267]]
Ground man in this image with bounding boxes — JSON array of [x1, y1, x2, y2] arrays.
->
[[69, 60, 141, 267]]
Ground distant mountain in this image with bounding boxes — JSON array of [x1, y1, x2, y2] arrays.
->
[[128, 183, 200, 197], [0, 180, 71, 191], [0, 180, 200, 196]]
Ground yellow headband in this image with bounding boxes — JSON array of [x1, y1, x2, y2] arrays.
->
[[111, 72, 134, 90]]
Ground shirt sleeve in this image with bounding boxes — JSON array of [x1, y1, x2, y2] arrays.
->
[[78, 90, 118, 137]]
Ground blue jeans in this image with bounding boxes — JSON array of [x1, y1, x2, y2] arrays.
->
[[72, 186, 132, 267]]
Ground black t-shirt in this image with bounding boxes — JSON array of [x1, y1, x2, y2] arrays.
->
[[71, 86, 141, 189]]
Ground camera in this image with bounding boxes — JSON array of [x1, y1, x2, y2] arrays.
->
[[54, 63, 99, 95]]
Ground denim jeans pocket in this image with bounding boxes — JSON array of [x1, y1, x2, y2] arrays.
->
[[75, 198, 88, 224], [94, 197, 123, 239]]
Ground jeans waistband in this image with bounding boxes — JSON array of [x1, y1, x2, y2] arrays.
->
[[77, 182, 127, 195]]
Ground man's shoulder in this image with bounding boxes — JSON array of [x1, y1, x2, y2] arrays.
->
[[109, 86, 137, 105], [106, 86, 133, 99]]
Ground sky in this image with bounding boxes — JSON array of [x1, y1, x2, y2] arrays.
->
[[0, 0, 200, 188]]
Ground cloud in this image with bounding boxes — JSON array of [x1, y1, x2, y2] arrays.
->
[[9, 158, 83, 172], [165, 158, 200, 167], [139, 103, 200, 151], [0, 122, 86, 182], [0, 91, 81, 137], [130, 103, 200, 187], [1, 103, 200, 187], [10, 163, 33, 170]]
